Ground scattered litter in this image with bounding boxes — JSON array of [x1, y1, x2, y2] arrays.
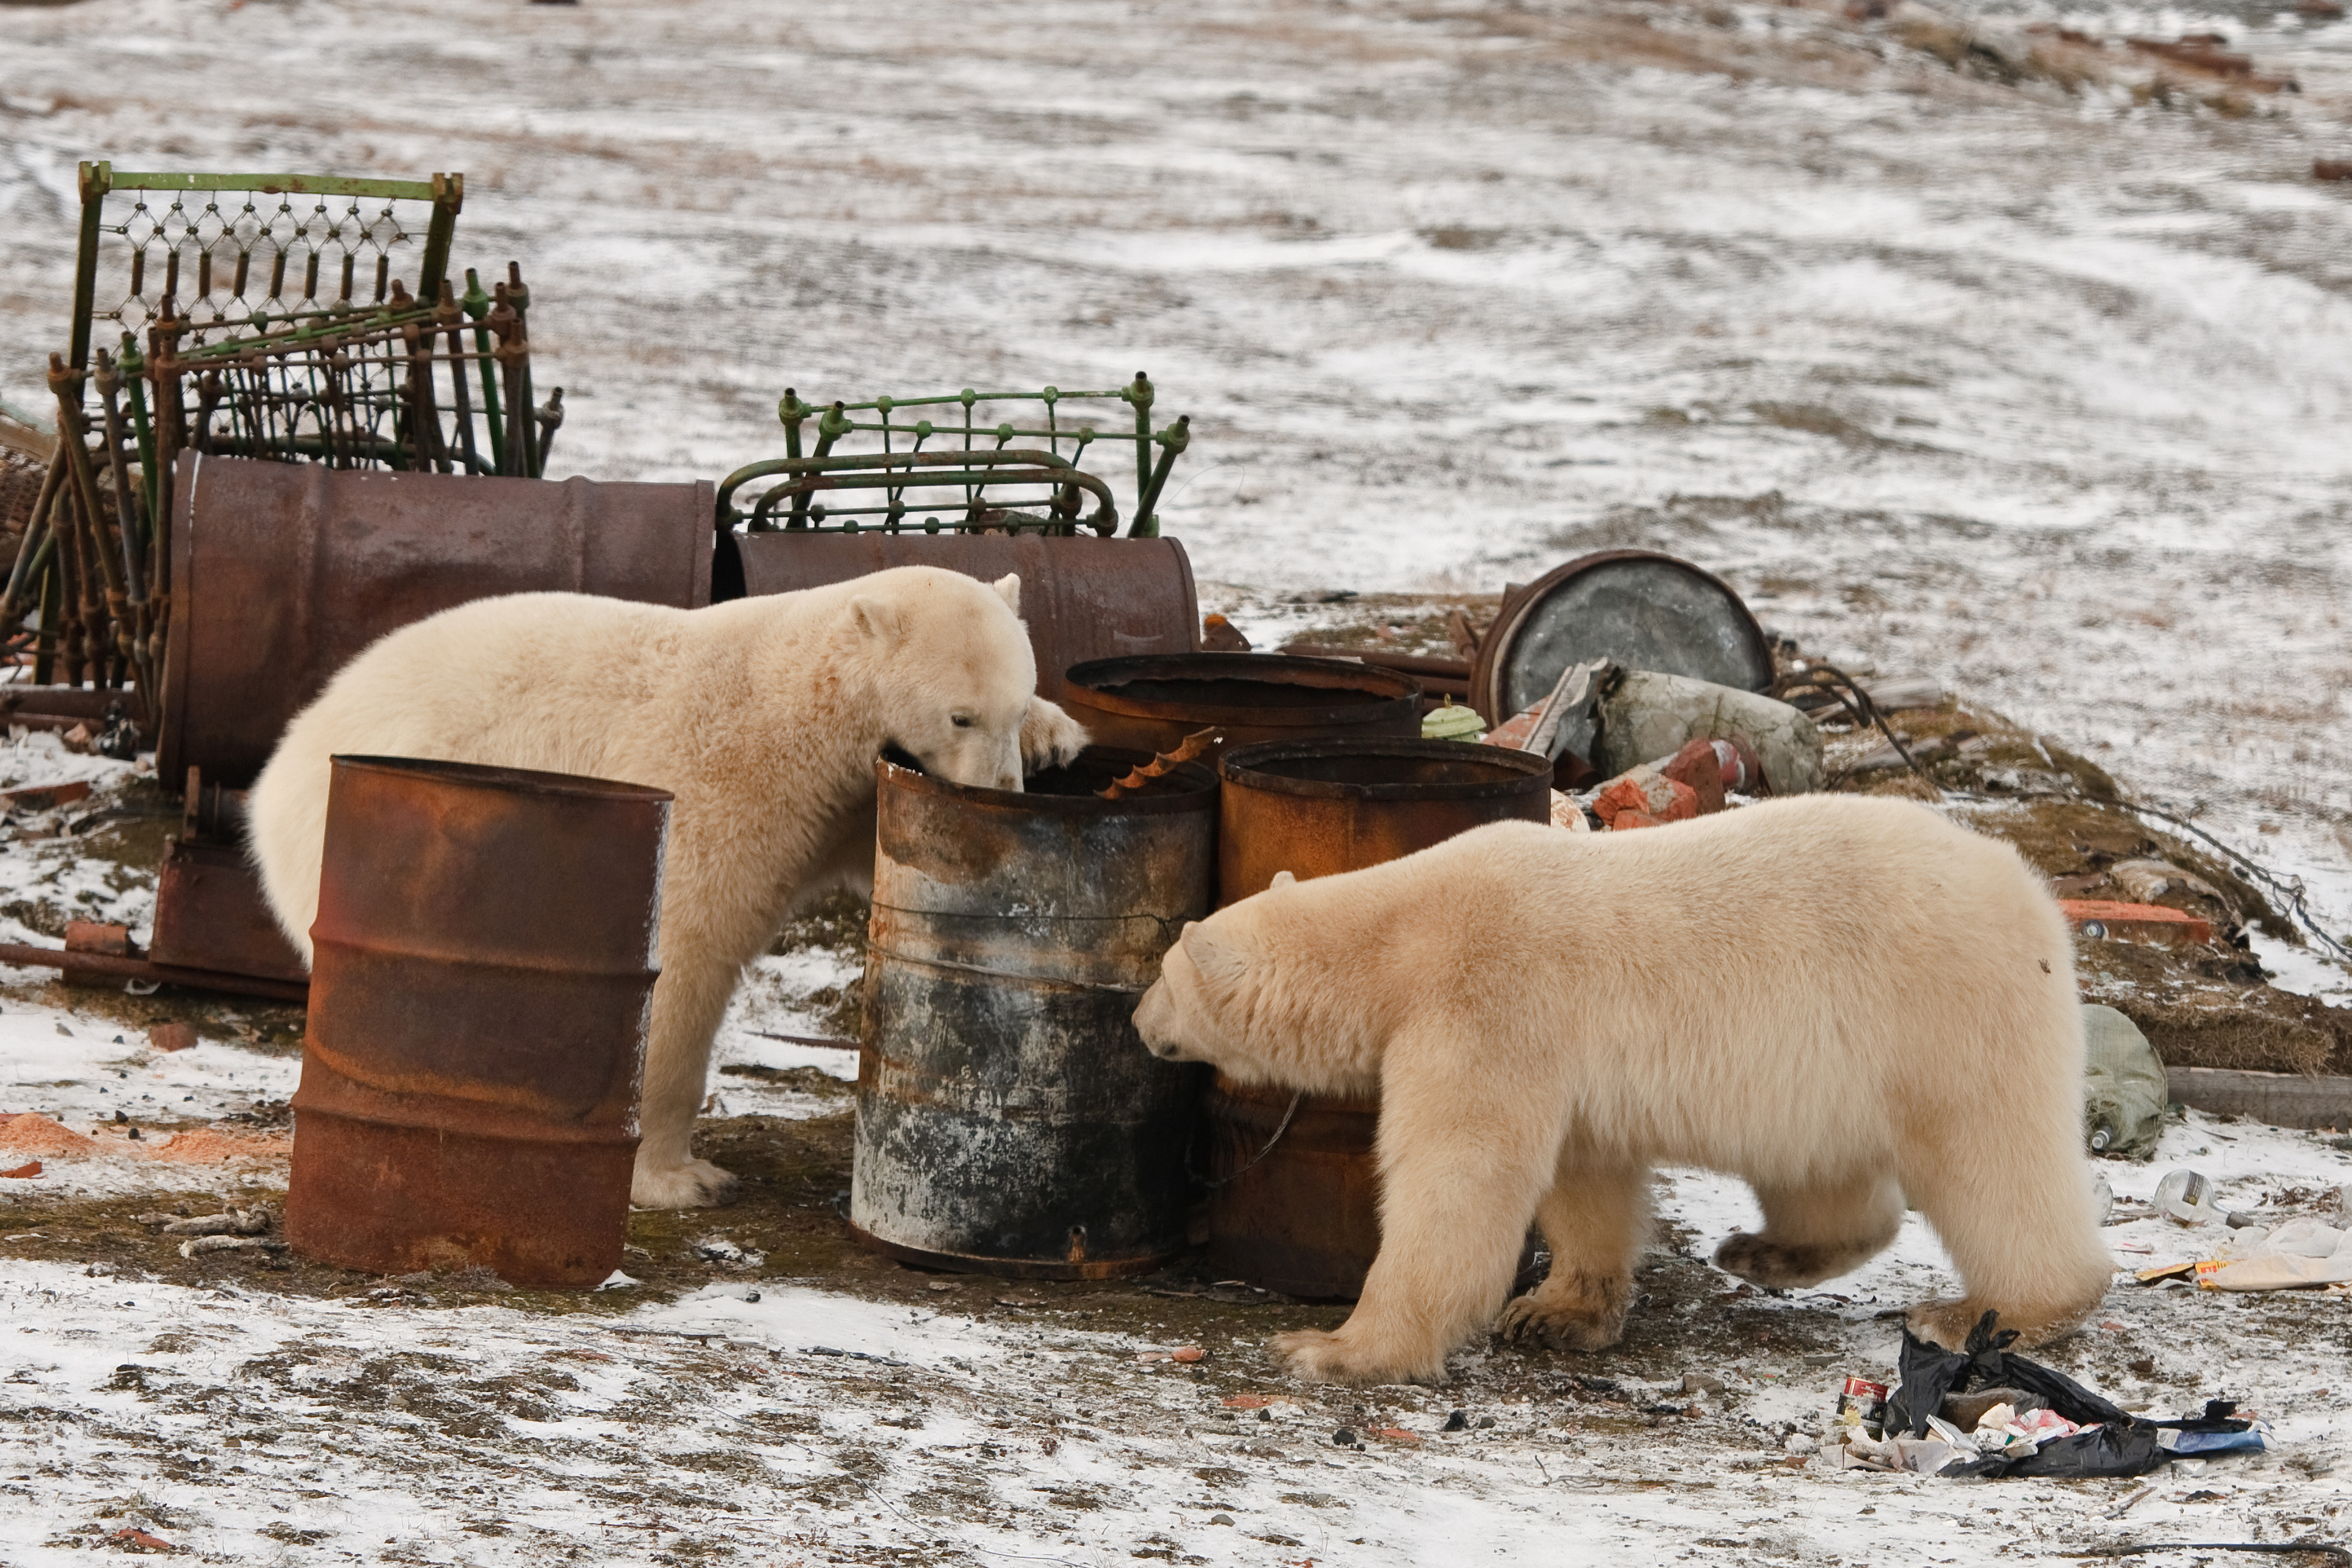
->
[[2084, 1005, 2167, 1159], [147, 1022, 198, 1053], [1588, 762, 1697, 831], [1135, 1344, 1206, 1364], [2060, 899, 2214, 950], [694, 1237, 766, 1271], [160, 1207, 271, 1237], [0, 1160, 39, 1178], [595, 1270, 640, 1291], [2155, 1169, 2229, 1227], [177, 1234, 287, 1259], [2194, 1218, 2352, 1291], [108, 1527, 181, 1555], [806, 1345, 905, 1366], [1421, 696, 1485, 743]]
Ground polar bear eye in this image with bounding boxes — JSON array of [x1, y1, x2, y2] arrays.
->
[[951, 713, 974, 730]]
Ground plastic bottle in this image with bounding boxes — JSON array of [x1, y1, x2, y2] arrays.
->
[[2154, 1169, 2222, 1226]]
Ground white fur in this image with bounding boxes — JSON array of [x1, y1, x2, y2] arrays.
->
[[1134, 795, 2117, 1385], [250, 567, 1089, 1208]]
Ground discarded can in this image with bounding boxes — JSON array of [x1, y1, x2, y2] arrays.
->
[[1203, 737, 1553, 1297], [285, 756, 671, 1288], [853, 745, 1214, 1279], [1061, 653, 1421, 768], [1837, 1377, 1890, 1440]]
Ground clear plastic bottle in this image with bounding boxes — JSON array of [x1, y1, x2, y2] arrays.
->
[[2090, 1171, 2114, 1225], [2154, 1168, 2222, 1226]]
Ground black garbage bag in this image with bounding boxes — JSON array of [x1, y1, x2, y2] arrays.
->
[[1888, 1311, 2238, 1481]]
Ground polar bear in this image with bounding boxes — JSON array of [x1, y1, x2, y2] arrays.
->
[[250, 567, 1089, 1209], [1134, 795, 2116, 1386]]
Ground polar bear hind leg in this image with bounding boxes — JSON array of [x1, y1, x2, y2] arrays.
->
[[1715, 1172, 1906, 1290], [1899, 1121, 2115, 1349], [1496, 1155, 1650, 1353]]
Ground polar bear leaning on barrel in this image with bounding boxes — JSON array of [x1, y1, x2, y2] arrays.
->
[[250, 567, 1089, 1209], [1133, 795, 2116, 1385]]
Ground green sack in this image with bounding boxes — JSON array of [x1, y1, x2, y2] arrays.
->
[[2083, 1004, 2167, 1161]]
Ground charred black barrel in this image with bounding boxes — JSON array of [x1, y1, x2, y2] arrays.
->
[[852, 746, 1215, 1278]]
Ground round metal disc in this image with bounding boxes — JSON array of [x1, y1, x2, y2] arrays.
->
[[1472, 550, 1774, 721]]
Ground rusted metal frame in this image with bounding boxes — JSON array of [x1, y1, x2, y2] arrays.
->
[[500, 264, 540, 479], [462, 269, 506, 474], [440, 313, 481, 474], [46, 360, 130, 687], [67, 163, 111, 397], [92, 352, 155, 696], [32, 561, 59, 685], [1130, 413, 1189, 539], [397, 315, 449, 473], [0, 938, 308, 1003], [0, 453, 67, 622], [727, 450, 1116, 537]]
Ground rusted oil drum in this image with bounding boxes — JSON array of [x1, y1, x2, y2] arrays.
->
[[732, 532, 1199, 706], [853, 745, 1214, 1279], [161, 453, 714, 787], [1060, 653, 1421, 766], [286, 756, 672, 1288], [1204, 737, 1553, 1299]]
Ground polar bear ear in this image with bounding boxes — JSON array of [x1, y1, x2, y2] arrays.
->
[[850, 595, 904, 644], [991, 574, 1021, 616], [1180, 921, 1253, 996], [1269, 870, 1296, 888]]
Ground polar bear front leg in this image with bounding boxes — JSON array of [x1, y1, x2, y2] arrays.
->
[[1272, 1063, 1557, 1386], [1497, 1159, 1650, 1353], [629, 955, 744, 1209]]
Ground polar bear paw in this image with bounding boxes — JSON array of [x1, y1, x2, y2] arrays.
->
[[1268, 1327, 1439, 1387], [1020, 700, 1090, 774], [1714, 1231, 1854, 1290], [1496, 1275, 1630, 1353], [630, 1157, 742, 1210]]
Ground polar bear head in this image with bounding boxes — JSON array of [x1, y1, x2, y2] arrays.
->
[[848, 568, 1043, 793], [1133, 872, 1382, 1096]]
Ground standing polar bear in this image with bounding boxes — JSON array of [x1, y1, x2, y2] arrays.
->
[[250, 567, 1088, 1209], [1134, 795, 2116, 1386]]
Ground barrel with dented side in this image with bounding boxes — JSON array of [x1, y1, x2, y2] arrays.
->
[[286, 756, 671, 1288], [852, 746, 1214, 1278]]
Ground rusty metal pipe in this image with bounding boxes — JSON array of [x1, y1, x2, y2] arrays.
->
[[285, 756, 672, 1288], [0, 939, 308, 1003]]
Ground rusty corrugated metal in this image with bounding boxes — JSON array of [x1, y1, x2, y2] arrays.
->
[[157, 454, 713, 788], [148, 834, 309, 986], [286, 756, 671, 1288], [1203, 737, 1553, 1300], [1061, 653, 1421, 766], [852, 746, 1213, 1279], [731, 531, 1198, 703]]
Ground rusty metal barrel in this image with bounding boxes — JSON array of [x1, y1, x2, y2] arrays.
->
[[1203, 738, 1553, 1299], [1059, 653, 1420, 766], [286, 756, 672, 1288], [852, 746, 1214, 1279]]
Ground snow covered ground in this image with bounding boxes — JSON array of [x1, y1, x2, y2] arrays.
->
[[3, 0, 2351, 1559]]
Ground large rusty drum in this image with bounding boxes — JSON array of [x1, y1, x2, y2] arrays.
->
[[1059, 654, 1420, 767], [1203, 738, 1553, 1299], [852, 746, 1214, 1278], [286, 756, 671, 1288], [732, 532, 1199, 706]]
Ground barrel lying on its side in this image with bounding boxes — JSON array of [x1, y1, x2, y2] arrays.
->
[[853, 746, 1215, 1279]]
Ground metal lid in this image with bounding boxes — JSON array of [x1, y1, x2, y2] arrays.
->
[[1470, 550, 1773, 722]]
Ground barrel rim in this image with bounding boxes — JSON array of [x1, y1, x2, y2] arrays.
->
[[876, 744, 1218, 816], [1062, 652, 1422, 725], [330, 754, 676, 805], [1219, 736, 1553, 803]]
